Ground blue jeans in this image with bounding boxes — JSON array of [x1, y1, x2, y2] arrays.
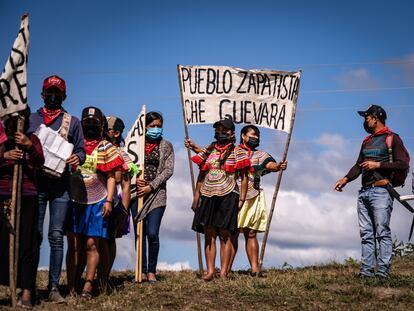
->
[[132, 205, 165, 274], [357, 186, 393, 276], [38, 191, 70, 288]]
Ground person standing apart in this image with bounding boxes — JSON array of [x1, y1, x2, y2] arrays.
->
[[29, 75, 85, 303], [334, 105, 409, 278]]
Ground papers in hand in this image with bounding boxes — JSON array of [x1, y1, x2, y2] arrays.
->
[[35, 124, 74, 174], [400, 194, 414, 202]]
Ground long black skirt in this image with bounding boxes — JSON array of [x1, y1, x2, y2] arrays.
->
[[192, 192, 239, 234]]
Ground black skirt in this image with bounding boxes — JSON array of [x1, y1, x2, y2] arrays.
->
[[192, 192, 239, 234]]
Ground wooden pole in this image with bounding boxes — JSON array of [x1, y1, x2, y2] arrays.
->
[[135, 196, 144, 283], [177, 65, 204, 276], [135, 106, 146, 283], [259, 73, 301, 272], [9, 115, 25, 308]]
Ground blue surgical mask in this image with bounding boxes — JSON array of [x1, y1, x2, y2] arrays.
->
[[146, 127, 163, 140]]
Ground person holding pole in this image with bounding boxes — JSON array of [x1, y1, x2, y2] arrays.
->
[[29, 75, 86, 303], [131, 111, 174, 285], [190, 117, 250, 280], [233, 125, 287, 275], [66, 107, 124, 298], [0, 108, 45, 309], [334, 105, 410, 278]]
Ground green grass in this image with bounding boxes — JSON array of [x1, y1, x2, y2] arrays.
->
[[1, 254, 413, 310]]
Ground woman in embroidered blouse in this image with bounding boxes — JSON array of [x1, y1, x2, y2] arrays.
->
[[191, 117, 250, 280], [233, 125, 287, 275], [66, 107, 124, 298], [132, 111, 174, 284]]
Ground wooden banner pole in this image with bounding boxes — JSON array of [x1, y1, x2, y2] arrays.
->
[[9, 115, 25, 307], [177, 65, 204, 276], [259, 74, 301, 272], [135, 106, 146, 283]]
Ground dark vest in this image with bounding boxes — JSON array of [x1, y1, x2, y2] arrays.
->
[[361, 134, 390, 186]]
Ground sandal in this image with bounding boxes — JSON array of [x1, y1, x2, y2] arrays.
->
[[80, 290, 92, 300], [202, 273, 215, 282], [81, 280, 93, 300], [147, 273, 157, 285], [17, 299, 33, 310]]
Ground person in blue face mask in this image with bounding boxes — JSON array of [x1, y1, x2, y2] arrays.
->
[[130, 111, 175, 284]]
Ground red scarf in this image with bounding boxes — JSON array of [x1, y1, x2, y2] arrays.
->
[[84, 139, 101, 155], [42, 107, 63, 126], [145, 141, 159, 155], [214, 142, 232, 153], [363, 126, 392, 144]]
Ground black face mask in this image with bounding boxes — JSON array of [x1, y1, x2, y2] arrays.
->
[[247, 137, 260, 149], [84, 126, 101, 140], [44, 93, 64, 109], [363, 120, 374, 134], [214, 132, 230, 144]]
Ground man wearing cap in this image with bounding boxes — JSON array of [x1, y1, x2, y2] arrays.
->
[[334, 105, 409, 278], [29, 75, 85, 302]]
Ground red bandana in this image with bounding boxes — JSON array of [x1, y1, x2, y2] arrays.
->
[[84, 139, 101, 155], [363, 126, 392, 144], [214, 142, 232, 153], [145, 141, 159, 155], [42, 107, 63, 126]]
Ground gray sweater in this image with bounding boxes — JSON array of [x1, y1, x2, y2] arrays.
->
[[137, 138, 174, 220]]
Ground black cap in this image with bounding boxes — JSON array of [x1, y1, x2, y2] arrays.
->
[[213, 116, 235, 131], [106, 116, 125, 132], [81, 106, 104, 124], [357, 104, 387, 123]]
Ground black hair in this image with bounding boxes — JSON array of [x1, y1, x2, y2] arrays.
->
[[146, 111, 163, 126], [240, 125, 260, 143]]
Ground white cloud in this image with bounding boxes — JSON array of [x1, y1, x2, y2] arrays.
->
[[336, 68, 380, 89], [157, 261, 191, 271]]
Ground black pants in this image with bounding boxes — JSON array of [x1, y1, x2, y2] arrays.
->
[[0, 196, 40, 292]]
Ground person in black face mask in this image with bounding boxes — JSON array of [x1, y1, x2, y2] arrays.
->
[[188, 117, 250, 280], [335, 104, 410, 279], [66, 106, 124, 297], [230, 125, 287, 276], [28, 75, 86, 303]]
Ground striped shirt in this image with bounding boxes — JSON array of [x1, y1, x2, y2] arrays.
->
[[240, 148, 276, 200], [192, 144, 250, 197]]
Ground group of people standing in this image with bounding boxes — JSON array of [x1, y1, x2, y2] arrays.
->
[[0, 73, 411, 309], [0, 75, 174, 309]]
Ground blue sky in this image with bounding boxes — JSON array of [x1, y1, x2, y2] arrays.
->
[[1, 1, 414, 271]]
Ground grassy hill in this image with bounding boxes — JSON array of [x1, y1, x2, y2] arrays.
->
[[1, 254, 413, 310]]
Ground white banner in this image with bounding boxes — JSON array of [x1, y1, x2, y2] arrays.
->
[[178, 65, 301, 133], [124, 105, 146, 199], [0, 14, 29, 118]]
